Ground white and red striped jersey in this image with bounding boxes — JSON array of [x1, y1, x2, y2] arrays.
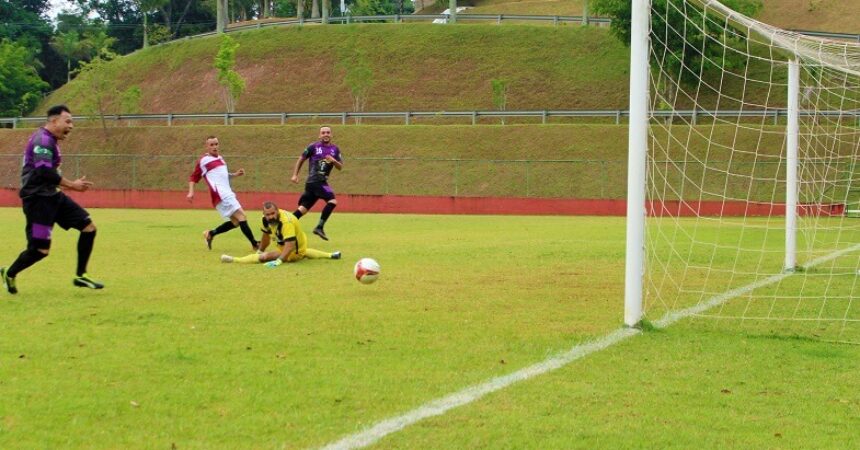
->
[[189, 153, 236, 206]]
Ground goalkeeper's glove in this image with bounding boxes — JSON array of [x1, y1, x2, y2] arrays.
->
[[264, 258, 283, 268]]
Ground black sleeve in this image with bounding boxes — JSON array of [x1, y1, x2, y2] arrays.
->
[[33, 166, 63, 185]]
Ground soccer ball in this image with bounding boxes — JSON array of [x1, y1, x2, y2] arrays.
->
[[354, 258, 381, 284]]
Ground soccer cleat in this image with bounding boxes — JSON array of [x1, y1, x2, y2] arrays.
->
[[220, 254, 234, 263], [73, 274, 104, 290], [1, 267, 18, 295], [203, 230, 214, 250], [331, 251, 342, 260], [313, 227, 329, 241], [252, 240, 260, 251]]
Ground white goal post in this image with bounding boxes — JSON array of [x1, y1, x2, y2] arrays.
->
[[624, 0, 860, 342]]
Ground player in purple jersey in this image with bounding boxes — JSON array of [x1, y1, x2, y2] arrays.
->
[[289, 126, 343, 241], [1, 105, 104, 295]]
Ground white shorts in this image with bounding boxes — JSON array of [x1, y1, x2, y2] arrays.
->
[[216, 195, 242, 219]]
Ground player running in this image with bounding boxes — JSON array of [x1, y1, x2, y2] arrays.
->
[[1, 105, 103, 294], [289, 126, 343, 241], [187, 135, 258, 251]]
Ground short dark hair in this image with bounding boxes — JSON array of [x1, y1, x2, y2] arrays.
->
[[47, 105, 71, 118], [263, 201, 278, 210]]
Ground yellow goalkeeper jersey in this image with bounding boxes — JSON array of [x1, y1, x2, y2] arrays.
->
[[260, 209, 307, 257]]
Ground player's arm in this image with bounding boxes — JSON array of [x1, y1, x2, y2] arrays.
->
[[324, 154, 343, 171], [258, 216, 272, 251], [186, 181, 196, 202], [277, 239, 296, 262], [259, 233, 271, 252], [187, 162, 202, 202], [30, 142, 76, 188], [60, 175, 93, 192], [33, 144, 90, 192], [230, 168, 245, 178], [290, 155, 306, 184]]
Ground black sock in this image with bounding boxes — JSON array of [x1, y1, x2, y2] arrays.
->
[[77, 231, 96, 277], [238, 221, 257, 247], [212, 221, 236, 236], [8, 248, 48, 278], [293, 209, 304, 219], [318, 203, 336, 228]]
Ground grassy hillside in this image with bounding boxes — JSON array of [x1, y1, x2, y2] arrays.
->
[[41, 24, 630, 115], [35, 1, 858, 117]]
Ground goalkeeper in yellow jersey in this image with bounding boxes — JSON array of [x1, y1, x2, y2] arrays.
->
[[220, 201, 340, 266]]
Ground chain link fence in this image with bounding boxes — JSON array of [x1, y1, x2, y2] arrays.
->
[[0, 154, 626, 199]]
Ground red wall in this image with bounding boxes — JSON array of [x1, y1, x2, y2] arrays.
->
[[0, 188, 844, 217]]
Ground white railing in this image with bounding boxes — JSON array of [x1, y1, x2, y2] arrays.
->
[[2, 109, 858, 128], [164, 14, 859, 44]]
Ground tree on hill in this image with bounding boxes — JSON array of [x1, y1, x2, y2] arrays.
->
[[214, 35, 246, 114], [63, 34, 142, 134], [348, 0, 413, 15], [0, 39, 49, 117], [50, 31, 91, 83], [338, 47, 374, 123], [491, 79, 509, 125], [591, 0, 763, 106], [0, 0, 68, 90], [133, 0, 168, 47], [80, 0, 215, 52]]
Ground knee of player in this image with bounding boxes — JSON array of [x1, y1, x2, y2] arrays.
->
[[37, 248, 50, 256], [328, 199, 338, 205], [82, 222, 97, 232]]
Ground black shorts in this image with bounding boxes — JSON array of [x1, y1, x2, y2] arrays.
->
[[297, 181, 335, 210], [22, 193, 92, 249]]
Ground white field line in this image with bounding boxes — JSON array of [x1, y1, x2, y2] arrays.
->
[[318, 243, 860, 450]]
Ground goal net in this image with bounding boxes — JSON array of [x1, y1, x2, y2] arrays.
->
[[633, 0, 860, 342]]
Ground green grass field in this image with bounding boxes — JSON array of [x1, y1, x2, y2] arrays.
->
[[1, 208, 859, 449]]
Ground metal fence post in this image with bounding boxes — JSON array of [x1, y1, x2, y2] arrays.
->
[[224, 113, 229, 125], [405, 112, 410, 125], [12, 118, 18, 129], [615, 110, 621, 124], [281, 113, 286, 125], [454, 159, 459, 196], [600, 161, 606, 197], [341, 112, 347, 125], [541, 110, 547, 124], [471, 112, 477, 125], [525, 160, 530, 196], [692, 109, 697, 126], [384, 158, 390, 194], [254, 157, 260, 190]]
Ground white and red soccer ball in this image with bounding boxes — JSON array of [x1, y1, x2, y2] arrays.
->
[[354, 258, 380, 284]]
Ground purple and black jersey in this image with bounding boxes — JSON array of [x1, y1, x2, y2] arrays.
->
[[20, 127, 63, 199], [301, 141, 342, 184]]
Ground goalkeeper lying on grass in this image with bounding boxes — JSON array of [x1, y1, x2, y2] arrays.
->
[[220, 201, 340, 267]]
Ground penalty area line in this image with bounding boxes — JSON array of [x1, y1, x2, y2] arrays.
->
[[318, 244, 860, 450]]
